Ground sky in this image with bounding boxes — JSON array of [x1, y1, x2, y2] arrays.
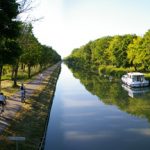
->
[[29, 0, 150, 57]]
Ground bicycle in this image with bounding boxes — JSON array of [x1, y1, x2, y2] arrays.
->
[[0, 94, 6, 116], [21, 90, 25, 103], [0, 102, 5, 116]]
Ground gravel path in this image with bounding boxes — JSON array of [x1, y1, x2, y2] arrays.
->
[[0, 63, 60, 133]]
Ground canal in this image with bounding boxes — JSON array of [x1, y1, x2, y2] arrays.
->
[[44, 64, 150, 150]]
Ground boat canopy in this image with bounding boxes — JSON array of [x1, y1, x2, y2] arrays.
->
[[127, 72, 144, 77], [127, 72, 145, 82]]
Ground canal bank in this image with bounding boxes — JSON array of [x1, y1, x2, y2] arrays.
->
[[0, 63, 61, 150]]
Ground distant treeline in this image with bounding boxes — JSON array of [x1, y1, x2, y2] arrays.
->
[[0, 0, 61, 89], [65, 30, 150, 76]]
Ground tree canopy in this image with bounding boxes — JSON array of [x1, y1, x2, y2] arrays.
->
[[66, 30, 150, 73], [0, 0, 61, 89]]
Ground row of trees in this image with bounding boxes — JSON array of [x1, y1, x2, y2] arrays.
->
[[0, 0, 61, 90], [66, 30, 150, 73]]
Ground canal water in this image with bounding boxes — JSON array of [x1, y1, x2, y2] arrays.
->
[[44, 64, 150, 150]]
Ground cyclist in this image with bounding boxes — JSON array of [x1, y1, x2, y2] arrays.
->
[[20, 83, 26, 102], [0, 92, 6, 112]]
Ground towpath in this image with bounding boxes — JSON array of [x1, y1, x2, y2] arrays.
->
[[0, 63, 60, 133]]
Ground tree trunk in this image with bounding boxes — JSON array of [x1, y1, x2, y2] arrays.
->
[[28, 64, 31, 78], [40, 64, 43, 70], [11, 66, 15, 80], [13, 64, 19, 87], [134, 65, 137, 71], [21, 63, 25, 72]]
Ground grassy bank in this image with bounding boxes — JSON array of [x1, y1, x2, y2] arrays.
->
[[98, 65, 134, 77], [0, 66, 61, 150], [98, 65, 150, 80]]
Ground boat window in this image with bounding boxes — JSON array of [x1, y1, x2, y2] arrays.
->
[[133, 76, 137, 82], [141, 76, 144, 82], [137, 76, 143, 82]]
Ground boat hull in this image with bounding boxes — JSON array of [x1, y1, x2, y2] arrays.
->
[[121, 75, 149, 88]]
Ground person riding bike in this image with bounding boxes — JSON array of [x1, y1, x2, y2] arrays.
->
[[0, 92, 6, 112], [20, 83, 26, 102]]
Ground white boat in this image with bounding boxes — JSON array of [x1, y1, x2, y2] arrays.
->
[[121, 72, 149, 88]]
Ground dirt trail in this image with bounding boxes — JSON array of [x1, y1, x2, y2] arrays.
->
[[0, 63, 60, 133]]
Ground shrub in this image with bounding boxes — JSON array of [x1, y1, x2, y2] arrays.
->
[[98, 65, 106, 75], [98, 65, 135, 77]]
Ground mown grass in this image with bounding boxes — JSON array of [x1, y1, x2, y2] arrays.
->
[[0, 66, 61, 150], [2, 65, 42, 81], [1, 65, 47, 98]]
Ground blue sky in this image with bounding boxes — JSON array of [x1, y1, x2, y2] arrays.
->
[[31, 0, 150, 57]]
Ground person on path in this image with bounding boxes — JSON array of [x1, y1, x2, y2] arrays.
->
[[40, 73, 43, 80], [0, 92, 6, 112], [20, 83, 26, 102]]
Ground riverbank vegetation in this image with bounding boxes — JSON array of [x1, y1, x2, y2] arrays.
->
[[0, 66, 61, 150], [65, 30, 150, 78], [0, 0, 61, 91]]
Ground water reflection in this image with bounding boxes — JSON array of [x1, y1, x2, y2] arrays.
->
[[68, 66, 150, 122], [44, 64, 150, 150], [127, 128, 150, 136], [65, 130, 115, 141], [122, 84, 150, 98]]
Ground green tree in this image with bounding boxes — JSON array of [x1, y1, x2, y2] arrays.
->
[[6, 40, 22, 86], [108, 35, 136, 67], [19, 23, 61, 78], [20, 29, 40, 78], [91, 36, 112, 66], [0, 0, 21, 91], [82, 42, 92, 67], [127, 36, 143, 71], [39, 45, 61, 69], [141, 30, 150, 71]]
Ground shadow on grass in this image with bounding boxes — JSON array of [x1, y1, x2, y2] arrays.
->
[[0, 67, 61, 150]]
